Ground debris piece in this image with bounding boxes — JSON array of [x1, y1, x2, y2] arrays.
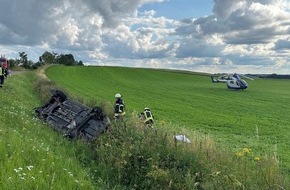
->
[[174, 134, 191, 143]]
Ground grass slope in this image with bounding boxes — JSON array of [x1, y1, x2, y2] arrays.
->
[[0, 72, 96, 189], [46, 65, 290, 172]]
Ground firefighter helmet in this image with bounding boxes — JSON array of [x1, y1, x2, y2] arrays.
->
[[115, 93, 121, 98]]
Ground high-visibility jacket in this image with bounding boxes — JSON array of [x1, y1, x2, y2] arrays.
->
[[114, 98, 125, 116], [143, 110, 154, 123], [0, 67, 3, 76]]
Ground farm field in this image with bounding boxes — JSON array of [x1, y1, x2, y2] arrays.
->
[[46, 65, 290, 173]]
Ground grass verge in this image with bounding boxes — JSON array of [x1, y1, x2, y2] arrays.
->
[[0, 72, 96, 189]]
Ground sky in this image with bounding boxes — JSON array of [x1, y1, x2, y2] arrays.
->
[[0, 0, 290, 74]]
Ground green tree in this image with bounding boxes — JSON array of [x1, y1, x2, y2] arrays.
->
[[57, 54, 75, 66], [32, 61, 42, 69], [41, 51, 57, 64], [8, 59, 18, 68], [77, 60, 84, 66], [19, 52, 30, 68]]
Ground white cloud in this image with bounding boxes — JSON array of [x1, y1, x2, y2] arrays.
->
[[0, 0, 290, 74], [172, 0, 290, 73]]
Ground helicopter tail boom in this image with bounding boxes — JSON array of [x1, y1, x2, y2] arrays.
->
[[211, 76, 226, 83]]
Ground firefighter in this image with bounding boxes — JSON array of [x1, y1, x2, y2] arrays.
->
[[0, 64, 4, 87], [141, 107, 154, 128], [114, 93, 126, 120]]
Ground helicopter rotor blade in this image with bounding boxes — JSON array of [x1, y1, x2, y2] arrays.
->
[[240, 74, 254, 80]]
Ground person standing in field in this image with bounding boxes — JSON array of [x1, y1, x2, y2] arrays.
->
[[114, 93, 126, 121], [140, 107, 154, 128], [0, 64, 4, 87]]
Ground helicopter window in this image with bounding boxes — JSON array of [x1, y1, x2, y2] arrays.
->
[[230, 81, 234, 84]]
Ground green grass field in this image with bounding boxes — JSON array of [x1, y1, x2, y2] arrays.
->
[[1, 67, 289, 189], [46, 65, 290, 172]]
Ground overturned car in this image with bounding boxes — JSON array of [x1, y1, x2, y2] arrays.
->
[[35, 89, 110, 140]]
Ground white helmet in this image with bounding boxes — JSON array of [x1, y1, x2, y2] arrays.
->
[[115, 93, 121, 98], [144, 107, 150, 111]]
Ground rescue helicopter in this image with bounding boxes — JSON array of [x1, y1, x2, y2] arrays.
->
[[210, 73, 254, 90]]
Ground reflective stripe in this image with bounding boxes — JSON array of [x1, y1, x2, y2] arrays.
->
[[115, 103, 125, 114], [115, 112, 126, 116], [0, 67, 2, 76], [144, 110, 153, 123]]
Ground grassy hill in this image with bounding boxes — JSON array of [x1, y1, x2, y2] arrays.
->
[[46, 65, 290, 171], [1, 67, 290, 189]]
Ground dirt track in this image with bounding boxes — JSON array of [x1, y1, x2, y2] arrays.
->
[[8, 66, 51, 81], [36, 66, 49, 80]]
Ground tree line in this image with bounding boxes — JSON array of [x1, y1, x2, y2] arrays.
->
[[8, 51, 84, 69], [253, 74, 290, 79]]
